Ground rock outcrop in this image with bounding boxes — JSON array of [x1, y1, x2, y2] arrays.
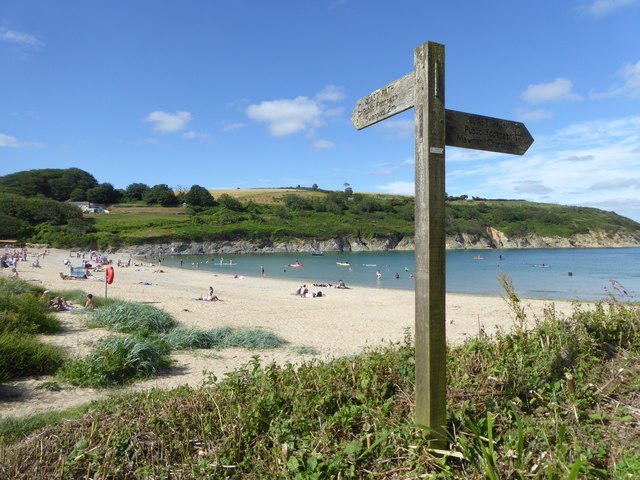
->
[[115, 227, 640, 256]]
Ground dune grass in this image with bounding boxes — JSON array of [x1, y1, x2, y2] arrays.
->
[[0, 279, 66, 381], [160, 327, 288, 351], [0, 333, 65, 382], [0, 278, 61, 334], [58, 335, 171, 388], [84, 300, 178, 334]]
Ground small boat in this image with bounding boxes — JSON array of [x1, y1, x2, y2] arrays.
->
[[336, 262, 350, 266], [311, 252, 324, 256], [288, 263, 304, 267]]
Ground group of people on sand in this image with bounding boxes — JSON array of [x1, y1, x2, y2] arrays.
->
[[46, 292, 96, 311], [310, 279, 348, 290], [295, 284, 323, 298]]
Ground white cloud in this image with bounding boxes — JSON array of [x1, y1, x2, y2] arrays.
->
[[561, 154, 594, 162], [590, 60, 640, 99], [518, 109, 554, 122], [521, 78, 583, 103], [315, 85, 345, 102], [590, 177, 640, 190], [514, 180, 554, 194], [583, 0, 638, 18], [182, 131, 209, 140], [312, 139, 335, 151], [375, 181, 414, 195], [0, 133, 41, 148], [144, 111, 192, 133], [221, 122, 245, 132], [0, 28, 41, 47], [376, 118, 414, 138], [246, 84, 345, 139], [247, 96, 322, 136]]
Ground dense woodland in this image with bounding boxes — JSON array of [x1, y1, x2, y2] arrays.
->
[[1, 168, 639, 249]]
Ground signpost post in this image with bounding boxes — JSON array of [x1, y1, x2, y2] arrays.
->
[[351, 41, 533, 441]]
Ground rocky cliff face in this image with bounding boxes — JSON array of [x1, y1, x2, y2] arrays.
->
[[116, 227, 640, 255]]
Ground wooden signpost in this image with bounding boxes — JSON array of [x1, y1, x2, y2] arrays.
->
[[351, 41, 533, 440]]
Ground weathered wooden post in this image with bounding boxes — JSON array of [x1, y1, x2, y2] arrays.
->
[[413, 41, 447, 439], [351, 40, 533, 440]]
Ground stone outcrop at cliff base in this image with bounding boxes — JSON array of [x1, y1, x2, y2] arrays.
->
[[119, 227, 640, 256]]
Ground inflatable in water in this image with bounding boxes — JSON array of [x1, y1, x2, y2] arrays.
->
[[336, 262, 350, 266], [288, 263, 303, 267]]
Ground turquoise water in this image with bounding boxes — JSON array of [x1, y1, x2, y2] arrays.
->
[[160, 248, 640, 301]]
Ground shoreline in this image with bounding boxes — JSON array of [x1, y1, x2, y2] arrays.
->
[[0, 247, 581, 420]]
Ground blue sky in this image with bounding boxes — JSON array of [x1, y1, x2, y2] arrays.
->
[[2, 0, 640, 221]]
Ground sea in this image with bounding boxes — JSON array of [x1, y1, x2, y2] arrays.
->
[[159, 248, 640, 301]]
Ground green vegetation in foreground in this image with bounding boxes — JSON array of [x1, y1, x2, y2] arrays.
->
[[0, 279, 288, 389], [0, 279, 65, 381], [2, 283, 639, 478], [58, 335, 172, 388], [85, 301, 179, 334], [2, 168, 639, 249], [160, 327, 288, 350]]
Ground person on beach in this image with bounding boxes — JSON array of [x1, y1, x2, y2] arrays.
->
[[85, 294, 96, 309], [203, 286, 219, 302], [337, 279, 347, 289], [49, 297, 72, 311]]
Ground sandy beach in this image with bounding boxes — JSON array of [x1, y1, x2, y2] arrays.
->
[[0, 247, 581, 420]]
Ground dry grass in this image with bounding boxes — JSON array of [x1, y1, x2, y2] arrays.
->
[[207, 188, 325, 205]]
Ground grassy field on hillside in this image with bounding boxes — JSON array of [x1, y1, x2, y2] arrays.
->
[[15, 187, 640, 249]]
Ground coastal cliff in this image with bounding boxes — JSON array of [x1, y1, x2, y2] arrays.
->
[[121, 227, 640, 256]]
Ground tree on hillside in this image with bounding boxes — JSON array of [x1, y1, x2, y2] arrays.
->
[[0, 192, 83, 226], [143, 184, 179, 207], [86, 183, 120, 205], [0, 168, 98, 200], [124, 183, 150, 201], [184, 185, 215, 207], [283, 194, 311, 211], [69, 188, 87, 202], [216, 193, 243, 211]]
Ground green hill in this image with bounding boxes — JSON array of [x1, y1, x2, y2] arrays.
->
[[1, 169, 639, 250]]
